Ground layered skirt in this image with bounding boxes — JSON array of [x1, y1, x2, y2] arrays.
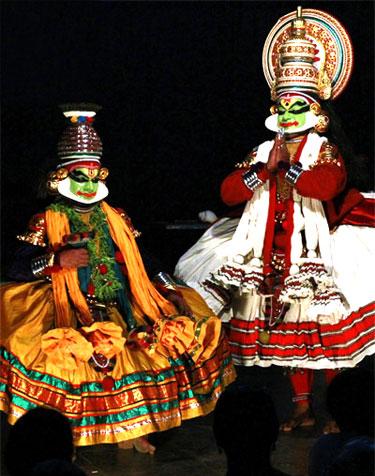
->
[[0, 281, 235, 446], [175, 216, 375, 369]]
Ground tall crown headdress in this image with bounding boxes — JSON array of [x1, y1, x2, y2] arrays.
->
[[46, 103, 109, 200], [262, 7, 354, 102], [57, 103, 103, 168]]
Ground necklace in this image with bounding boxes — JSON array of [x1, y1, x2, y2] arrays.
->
[[286, 137, 303, 144], [48, 201, 123, 301]]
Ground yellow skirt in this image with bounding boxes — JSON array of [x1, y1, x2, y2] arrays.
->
[[0, 281, 235, 446]]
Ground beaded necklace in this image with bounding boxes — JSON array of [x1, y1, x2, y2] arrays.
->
[[49, 201, 123, 301]]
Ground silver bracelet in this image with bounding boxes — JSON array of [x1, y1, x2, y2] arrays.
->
[[31, 252, 55, 278], [285, 164, 304, 185], [243, 170, 263, 191], [154, 272, 177, 290]]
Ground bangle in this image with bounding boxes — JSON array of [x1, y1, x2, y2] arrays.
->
[[31, 252, 55, 278], [243, 170, 264, 191], [153, 272, 177, 290], [285, 164, 303, 186]]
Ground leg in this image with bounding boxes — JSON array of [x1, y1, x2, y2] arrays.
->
[[280, 368, 315, 431], [322, 368, 340, 434]]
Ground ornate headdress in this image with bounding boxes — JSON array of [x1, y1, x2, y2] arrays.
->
[[262, 6, 354, 102], [47, 104, 109, 202]]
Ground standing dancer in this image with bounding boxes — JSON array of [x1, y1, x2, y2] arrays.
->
[[177, 7, 375, 431]]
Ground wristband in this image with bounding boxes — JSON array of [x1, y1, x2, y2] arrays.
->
[[243, 170, 264, 191], [153, 272, 177, 291], [285, 163, 303, 186], [31, 252, 56, 278]]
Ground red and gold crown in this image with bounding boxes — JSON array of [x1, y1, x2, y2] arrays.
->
[[263, 7, 353, 102]]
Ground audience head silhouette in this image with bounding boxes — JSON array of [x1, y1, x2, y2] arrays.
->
[[6, 407, 75, 476], [31, 459, 87, 476], [213, 383, 286, 476], [328, 436, 375, 476], [326, 367, 374, 436]]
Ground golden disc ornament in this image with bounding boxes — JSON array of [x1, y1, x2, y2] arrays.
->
[[262, 8, 354, 101]]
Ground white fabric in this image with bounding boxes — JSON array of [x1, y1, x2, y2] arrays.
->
[[225, 133, 329, 270], [331, 225, 375, 310], [174, 217, 240, 316]]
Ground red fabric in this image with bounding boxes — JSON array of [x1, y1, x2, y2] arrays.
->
[[221, 169, 254, 206], [295, 152, 347, 201], [289, 369, 314, 402], [228, 302, 375, 363], [325, 188, 365, 229], [262, 177, 277, 275], [341, 197, 375, 227]]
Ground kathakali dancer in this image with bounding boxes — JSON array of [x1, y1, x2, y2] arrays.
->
[[0, 104, 235, 451], [175, 7, 375, 431]]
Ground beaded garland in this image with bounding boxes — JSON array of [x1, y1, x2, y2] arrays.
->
[[49, 202, 123, 301]]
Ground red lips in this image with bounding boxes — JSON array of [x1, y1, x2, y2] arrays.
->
[[76, 191, 97, 198], [280, 121, 299, 127]]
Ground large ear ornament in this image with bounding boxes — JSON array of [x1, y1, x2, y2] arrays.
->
[[314, 112, 330, 133], [46, 168, 68, 194], [98, 167, 109, 181]]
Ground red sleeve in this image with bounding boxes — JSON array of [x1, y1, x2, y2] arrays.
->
[[221, 169, 253, 206], [220, 167, 270, 206], [295, 154, 347, 201]]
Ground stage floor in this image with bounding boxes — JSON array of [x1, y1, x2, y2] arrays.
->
[[75, 365, 329, 476]]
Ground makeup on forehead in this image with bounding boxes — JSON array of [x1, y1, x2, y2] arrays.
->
[[70, 167, 100, 179], [64, 160, 101, 172], [278, 98, 309, 110]]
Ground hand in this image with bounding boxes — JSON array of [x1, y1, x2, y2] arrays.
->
[[58, 248, 89, 269], [166, 290, 193, 317], [267, 133, 290, 174]]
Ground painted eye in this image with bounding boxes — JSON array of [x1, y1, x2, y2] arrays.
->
[[70, 174, 88, 183]]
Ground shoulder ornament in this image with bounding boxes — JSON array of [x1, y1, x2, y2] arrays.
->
[[17, 213, 48, 247], [235, 147, 258, 169], [310, 142, 342, 169]]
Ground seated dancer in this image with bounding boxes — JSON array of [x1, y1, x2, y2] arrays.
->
[[0, 104, 236, 452], [175, 7, 375, 431]]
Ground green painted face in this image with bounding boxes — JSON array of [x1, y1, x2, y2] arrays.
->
[[69, 167, 100, 200], [277, 98, 310, 132]]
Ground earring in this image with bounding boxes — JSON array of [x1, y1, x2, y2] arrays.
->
[[270, 105, 278, 115], [309, 102, 321, 115], [46, 168, 68, 194], [314, 113, 330, 133], [98, 167, 109, 180]]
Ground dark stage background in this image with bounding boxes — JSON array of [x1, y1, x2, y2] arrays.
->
[[1, 1, 374, 276]]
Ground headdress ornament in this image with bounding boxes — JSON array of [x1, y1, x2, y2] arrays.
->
[[57, 103, 103, 169], [47, 104, 109, 201], [262, 6, 353, 101]]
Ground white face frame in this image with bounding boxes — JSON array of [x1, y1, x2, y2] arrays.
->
[[57, 177, 108, 204]]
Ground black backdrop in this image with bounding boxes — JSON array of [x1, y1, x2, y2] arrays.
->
[[1, 1, 374, 275]]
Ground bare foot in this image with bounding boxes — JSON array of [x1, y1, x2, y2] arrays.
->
[[280, 404, 315, 432], [118, 436, 156, 455], [134, 436, 156, 455], [323, 420, 340, 434]]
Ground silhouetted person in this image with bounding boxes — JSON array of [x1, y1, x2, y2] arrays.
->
[[6, 407, 76, 476], [328, 436, 374, 476], [31, 459, 87, 476], [309, 367, 374, 476], [213, 383, 291, 476]]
